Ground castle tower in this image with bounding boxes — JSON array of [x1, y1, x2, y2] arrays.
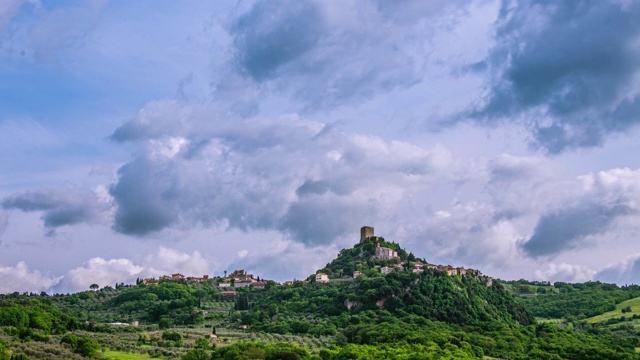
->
[[360, 226, 374, 243]]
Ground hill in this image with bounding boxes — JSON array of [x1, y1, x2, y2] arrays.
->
[[3, 227, 640, 359]]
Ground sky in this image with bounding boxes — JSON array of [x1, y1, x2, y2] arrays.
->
[[2, 0, 640, 294]]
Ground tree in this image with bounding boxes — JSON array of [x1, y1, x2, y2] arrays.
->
[[90, 283, 99, 291], [9, 354, 30, 360], [75, 336, 100, 357], [181, 349, 209, 360], [0, 340, 9, 360], [62, 334, 100, 357], [195, 337, 210, 350], [158, 316, 174, 329]]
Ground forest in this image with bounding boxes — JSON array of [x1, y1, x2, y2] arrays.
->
[[2, 239, 640, 359]]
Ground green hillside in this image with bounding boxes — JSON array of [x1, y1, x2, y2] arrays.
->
[[587, 296, 640, 325], [3, 236, 640, 359]]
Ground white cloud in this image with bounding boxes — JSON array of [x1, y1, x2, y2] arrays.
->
[[142, 247, 209, 278], [535, 263, 596, 283], [108, 102, 455, 244], [57, 257, 143, 292], [228, 239, 338, 282], [0, 261, 60, 294], [53, 247, 210, 293]]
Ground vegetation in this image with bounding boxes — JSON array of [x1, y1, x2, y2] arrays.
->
[[2, 239, 640, 359], [517, 281, 640, 320]]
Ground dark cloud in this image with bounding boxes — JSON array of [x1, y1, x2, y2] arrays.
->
[[2, 186, 108, 230], [107, 103, 442, 243], [522, 203, 633, 258], [227, 0, 426, 109], [279, 197, 375, 246], [231, 0, 323, 81], [473, 0, 640, 153], [109, 158, 176, 235]]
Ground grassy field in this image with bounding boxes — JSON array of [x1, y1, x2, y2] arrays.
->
[[587, 296, 640, 324], [98, 350, 158, 360], [536, 317, 564, 324]]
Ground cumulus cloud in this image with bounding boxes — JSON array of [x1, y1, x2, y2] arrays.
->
[[110, 100, 194, 143], [535, 262, 595, 283], [142, 247, 209, 278], [227, 240, 337, 282], [56, 257, 143, 292], [521, 168, 640, 258], [108, 102, 450, 244], [472, 0, 640, 153], [0, 261, 60, 294], [597, 254, 640, 285], [2, 185, 111, 234], [399, 202, 524, 269], [54, 247, 209, 293], [226, 0, 462, 109]]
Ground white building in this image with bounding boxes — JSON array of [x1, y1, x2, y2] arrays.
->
[[381, 266, 393, 275], [316, 273, 329, 283]]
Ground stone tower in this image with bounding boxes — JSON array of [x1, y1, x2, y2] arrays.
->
[[360, 226, 374, 243]]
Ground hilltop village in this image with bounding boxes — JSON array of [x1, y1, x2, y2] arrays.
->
[[315, 226, 492, 286], [140, 226, 492, 293]]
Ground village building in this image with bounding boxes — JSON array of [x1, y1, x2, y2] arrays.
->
[[353, 271, 362, 278], [171, 273, 185, 280], [375, 244, 398, 260], [445, 266, 457, 276], [187, 275, 209, 282], [234, 280, 253, 288], [220, 290, 237, 297], [412, 267, 424, 273], [218, 282, 232, 288], [381, 266, 393, 274], [253, 281, 266, 289], [316, 273, 329, 283], [226, 269, 256, 283]]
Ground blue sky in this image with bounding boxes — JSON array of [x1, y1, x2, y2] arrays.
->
[[2, 0, 640, 293]]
